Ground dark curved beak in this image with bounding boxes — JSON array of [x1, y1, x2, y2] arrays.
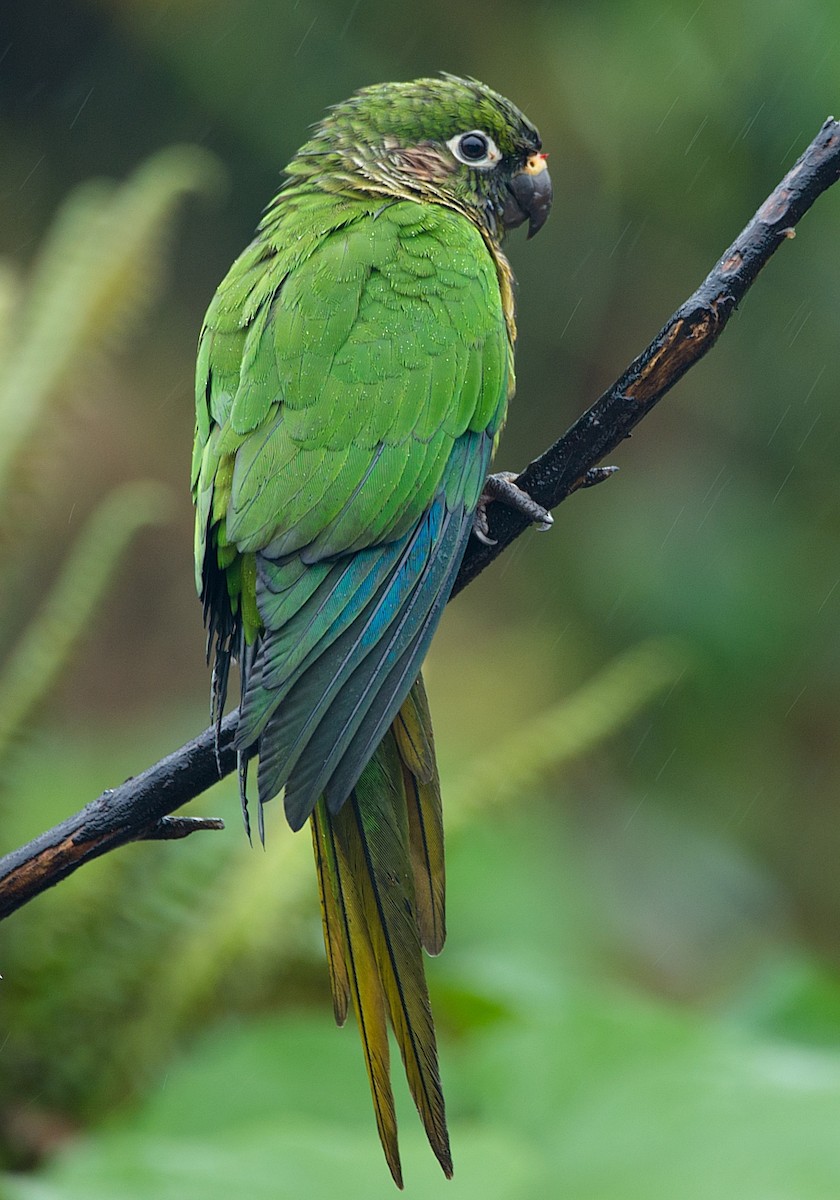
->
[[502, 154, 552, 239]]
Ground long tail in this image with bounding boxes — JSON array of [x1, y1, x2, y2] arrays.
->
[[310, 673, 449, 1187]]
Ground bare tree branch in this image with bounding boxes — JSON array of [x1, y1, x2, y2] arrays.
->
[[454, 116, 840, 593], [0, 715, 237, 918], [1, 117, 838, 921]]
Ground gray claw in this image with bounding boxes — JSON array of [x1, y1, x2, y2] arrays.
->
[[472, 502, 498, 545], [480, 471, 554, 532]]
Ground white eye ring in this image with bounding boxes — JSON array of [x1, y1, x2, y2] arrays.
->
[[446, 130, 501, 168]]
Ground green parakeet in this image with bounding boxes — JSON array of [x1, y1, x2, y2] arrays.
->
[[192, 74, 551, 1186]]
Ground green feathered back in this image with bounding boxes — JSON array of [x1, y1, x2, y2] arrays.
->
[[194, 194, 510, 590]]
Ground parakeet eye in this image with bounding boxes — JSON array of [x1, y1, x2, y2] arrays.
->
[[457, 133, 489, 160], [447, 130, 501, 168]]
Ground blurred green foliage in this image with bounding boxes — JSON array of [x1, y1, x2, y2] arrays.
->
[[0, 146, 220, 758], [2, 0, 840, 1194]]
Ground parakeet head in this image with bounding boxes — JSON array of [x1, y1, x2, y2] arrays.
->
[[285, 74, 552, 241]]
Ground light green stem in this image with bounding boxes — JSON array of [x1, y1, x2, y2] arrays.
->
[[0, 481, 172, 761]]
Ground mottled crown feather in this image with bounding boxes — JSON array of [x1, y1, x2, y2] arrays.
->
[[319, 74, 541, 158], [285, 74, 541, 177]]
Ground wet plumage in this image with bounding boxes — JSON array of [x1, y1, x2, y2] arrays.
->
[[191, 74, 550, 1186]]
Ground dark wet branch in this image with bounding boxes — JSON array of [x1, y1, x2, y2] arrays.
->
[[1, 117, 839, 921], [453, 116, 840, 593], [0, 715, 237, 919]]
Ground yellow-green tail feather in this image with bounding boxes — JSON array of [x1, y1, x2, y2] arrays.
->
[[310, 675, 451, 1184], [312, 799, 403, 1186]]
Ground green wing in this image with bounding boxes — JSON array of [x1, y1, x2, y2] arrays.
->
[[194, 195, 510, 568], [192, 193, 511, 827]]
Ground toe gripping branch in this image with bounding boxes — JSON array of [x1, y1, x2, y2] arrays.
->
[[472, 465, 618, 546], [473, 470, 553, 545]]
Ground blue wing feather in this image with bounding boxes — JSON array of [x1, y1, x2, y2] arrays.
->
[[236, 429, 492, 831]]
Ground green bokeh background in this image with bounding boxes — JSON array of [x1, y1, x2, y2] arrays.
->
[[2, 1, 840, 1196]]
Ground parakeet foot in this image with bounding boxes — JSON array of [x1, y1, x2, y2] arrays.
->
[[473, 471, 553, 545]]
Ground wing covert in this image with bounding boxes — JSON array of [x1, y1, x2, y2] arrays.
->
[[195, 198, 511, 575]]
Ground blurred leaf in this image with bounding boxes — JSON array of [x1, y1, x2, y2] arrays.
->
[[726, 957, 840, 1048], [579, 797, 790, 999], [447, 637, 690, 824], [0, 263, 21, 368], [0, 146, 223, 497], [0, 481, 171, 761]]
